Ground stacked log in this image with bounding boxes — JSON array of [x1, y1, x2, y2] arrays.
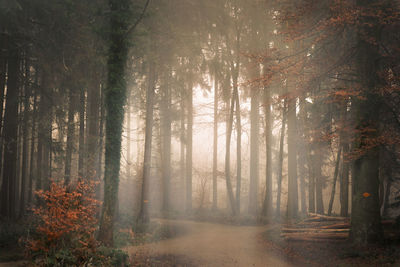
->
[[281, 213, 396, 242], [281, 213, 349, 242]]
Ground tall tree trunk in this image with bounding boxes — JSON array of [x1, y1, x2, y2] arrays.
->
[[314, 146, 324, 214], [19, 54, 30, 216], [161, 73, 171, 213], [233, 72, 241, 214], [0, 31, 7, 182], [180, 85, 185, 211], [340, 142, 350, 217], [212, 70, 218, 211], [28, 89, 37, 205], [87, 80, 100, 180], [97, 83, 105, 188], [225, 86, 237, 216], [126, 99, 131, 178], [78, 87, 85, 178], [248, 73, 260, 215], [350, 0, 383, 244], [0, 43, 19, 219], [287, 94, 298, 219], [41, 79, 51, 191], [262, 85, 272, 217], [327, 146, 342, 215], [64, 88, 75, 185], [298, 97, 307, 214], [185, 78, 193, 212], [276, 99, 287, 218], [137, 62, 156, 224], [98, 0, 130, 246]]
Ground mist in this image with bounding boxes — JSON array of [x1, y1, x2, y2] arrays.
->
[[0, 0, 400, 266]]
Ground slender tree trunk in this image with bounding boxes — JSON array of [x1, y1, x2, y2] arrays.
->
[[340, 142, 350, 217], [212, 70, 218, 211], [41, 80, 51, 191], [27, 89, 37, 205], [19, 55, 30, 216], [185, 78, 193, 212], [327, 147, 342, 215], [262, 84, 272, 217], [78, 87, 85, 178], [287, 94, 298, 219], [234, 73, 241, 214], [0, 43, 19, 219], [64, 88, 75, 185], [248, 77, 260, 215], [0, 32, 7, 182], [314, 146, 324, 214], [225, 86, 237, 216], [137, 62, 156, 224], [97, 83, 105, 188], [161, 73, 171, 213], [298, 97, 307, 214], [180, 86, 185, 211], [276, 99, 287, 218], [126, 99, 131, 178], [87, 80, 100, 180]]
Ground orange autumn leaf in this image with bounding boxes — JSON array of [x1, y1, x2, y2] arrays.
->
[[363, 192, 371, 198]]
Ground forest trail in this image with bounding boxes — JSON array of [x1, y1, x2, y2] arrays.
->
[[124, 219, 294, 267]]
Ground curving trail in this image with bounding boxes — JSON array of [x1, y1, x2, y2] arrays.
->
[[124, 219, 294, 267]]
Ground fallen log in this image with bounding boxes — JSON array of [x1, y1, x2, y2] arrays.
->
[[303, 215, 348, 223], [283, 236, 346, 243], [281, 232, 348, 240], [282, 228, 349, 233], [307, 213, 348, 221], [320, 223, 350, 229]]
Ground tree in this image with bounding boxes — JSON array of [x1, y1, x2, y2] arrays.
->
[[98, 0, 132, 246]]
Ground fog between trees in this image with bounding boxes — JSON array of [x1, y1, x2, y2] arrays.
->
[[1, 0, 400, 249]]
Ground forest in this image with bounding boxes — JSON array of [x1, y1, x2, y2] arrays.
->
[[0, 0, 400, 266]]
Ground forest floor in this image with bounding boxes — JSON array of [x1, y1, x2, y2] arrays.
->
[[125, 219, 400, 267], [125, 219, 296, 266], [1, 218, 399, 266]]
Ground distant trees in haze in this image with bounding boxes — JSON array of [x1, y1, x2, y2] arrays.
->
[[0, 0, 399, 248]]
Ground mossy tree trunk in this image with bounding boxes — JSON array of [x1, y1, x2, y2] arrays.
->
[[98, 0, 130, 246]]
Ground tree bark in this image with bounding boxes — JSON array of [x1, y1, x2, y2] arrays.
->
[[225, 86, 237, 216], [233, 70, 241, 214], [161, 72, 171, 213], [28, 89, 37, 205], [262, 84, 272, 217], [0, 43, 19, 219], [212, 68, 218, 211], [327, 147, 342, 215], [287, 94, 298, 219], [78, 87, 85, 178], [19, 55, 30, 216], [98, 0, 130, 246], [64, 88, 75, 185], [137, 62, 156, 224], [180, 84, 185, 211], [248, 71, 260, 215], [276, 99, 287, 218], [298, 97, 308, 214], [185, 78, 193, 212], [340, 142, 350, 217], [87, 79, 100, 180], [350, 0, 384, 244]]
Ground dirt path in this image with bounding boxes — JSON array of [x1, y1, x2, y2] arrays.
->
[[124, 220, 294, 267]]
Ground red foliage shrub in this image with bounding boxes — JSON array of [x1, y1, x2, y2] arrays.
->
[[24, 180, 101, 265]]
